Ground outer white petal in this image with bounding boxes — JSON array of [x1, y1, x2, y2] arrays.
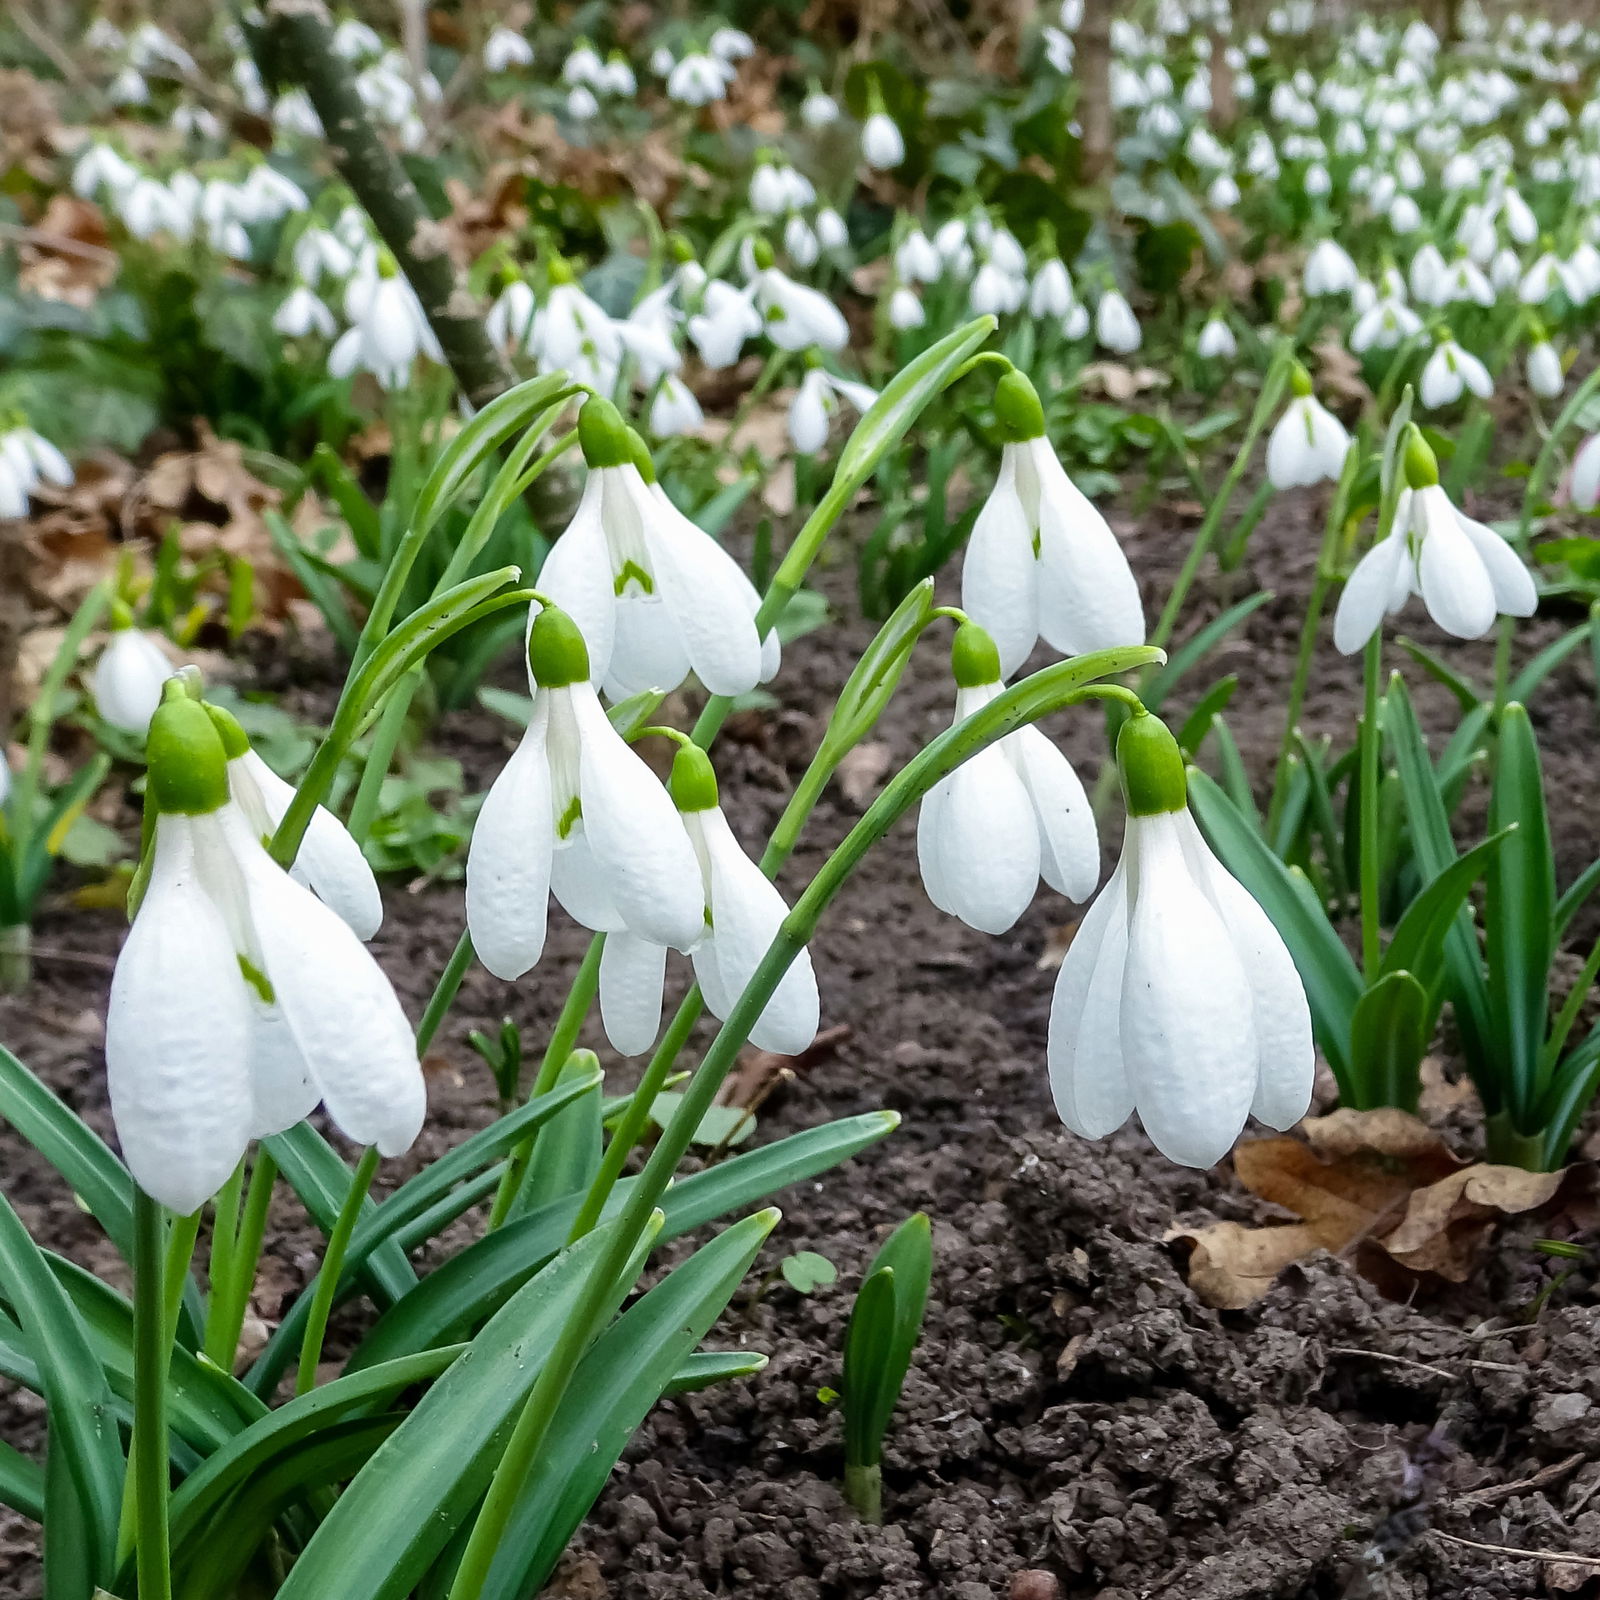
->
[[1266, 399, 1317, 488], [537, 478, 619, 687], [916, 742, 1040, 935], [569, 685, 705, 949], [1332, 530, 1411, 654], [604, 592, 691, 700], [550, 832, 626, 932], [1414, 485, 1497, 638], [236, 751, 381, 939], [1119, 813, 1256, 1167], [466, 711, 554, 979], [92, 630, 174, 736], [1456, 513, 1537, 617], [226, 809, 425, 1156], [692, 809, 819, 1055], [1030, 442, 1147, 656], [1174, 811, 1313, 1130], [598, 933, 669, 1056], [960, 450, 1039, 680], [246, 1005, 320, 1139], [106, 817, 254, 1213], [1572, 435, 1600, 511], [1047, 855, 1135, 1138], [1006, 724, 1100, 902]]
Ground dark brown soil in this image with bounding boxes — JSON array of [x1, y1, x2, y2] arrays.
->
[[4, 484, 1600, 1599]]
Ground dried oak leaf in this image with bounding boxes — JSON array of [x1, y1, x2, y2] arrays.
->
[[1312, 337, 1372, 407], [1169, 1108, 1584, 1308], [1079, 362, 1171, 403]]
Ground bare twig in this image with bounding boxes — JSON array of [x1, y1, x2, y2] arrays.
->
[[1326, 1346, 1457, 1382], [1429, 1529, 1600, 1568], [1456, 1454, 1585, 1509], [0, 224, 119, 265]]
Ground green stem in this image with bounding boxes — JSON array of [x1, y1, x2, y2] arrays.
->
[[346, 668, 420, 845], [1359, 632, 1384, 981], [1520, 364, 1600, 546], [295, 1146, 380, 1397], [445, 644, 1158, 1600], [844, 1462, 883, 1525], [1539, 929, 1600, 1085], [1484, 1111, 1548, 1171], [131, 1190, 172, 1600], [417, 930, 476, 1056], [205, 1149, 277, 1376], [1490, 615, 1515, 716], [203, 1163, 243, 1360], [162, 1210, 201, 1349]]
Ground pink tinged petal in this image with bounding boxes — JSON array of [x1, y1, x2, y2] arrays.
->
[[1006, 725, 1100, 902], [1414, 485, 1497, 638], [227, 811, 425, 1157], [598, 933, 669, 1056], [1047, 856, 1134, 1139], [1029, 441, 1147, 656], [570, 686, 705, 949], [1119, 814, 1257, 1167], [960, 450, 1039, 681], [916, 744, 1041, 935], [693, 809, 819, 1055], [106, 817, 254, 1214], [1174, 812, 1314, 1130], [536, 477, 619, 687], [1332, 531, 1411, 655], [1456, 514, 1537, 617], [466, 714, 554, 978]]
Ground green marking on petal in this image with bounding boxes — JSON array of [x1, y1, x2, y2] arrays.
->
[[238, 954, 275, 1005], [614, 559, 655, 596], [557, 795, 583, 840]]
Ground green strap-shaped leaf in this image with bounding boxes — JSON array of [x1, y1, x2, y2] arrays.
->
[[1348, 971, 1429, 1112], [1556, 853, 1600, 941], [0, 1436, 44, 1522], [857, 1213, 932, 1454], [663, 1350, 769, 1396], [512, 1054, 604, 1219], [842, 1267, 898, 1471]]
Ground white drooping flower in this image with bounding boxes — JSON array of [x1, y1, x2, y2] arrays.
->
[[108, 693, 424, 1213], [483, 26, 533, 72], [599, 744, 819, 1057], [272, 284, 337, 338], [961, 371, 1146, 680], [750, 253, 849, 352], [815, 208, 849, 253], [788, 367, 877, 454], [527, 265, 622, 389], [894, 228, 942, 284], [1419, 335, 1494, 409], [1571, 435, 1600, 512], [784, 213, 820, 269], [1265, 369, 1351, 489], [72, 143, 138, 202], [91, 618, 175, 737], [1349, 296, 1422, 353], [537, 399, 775, 702], [0, 422, 73, 518], [1195, 315, 1237, 360], [667, 52, 731, 105], [485, 277, 537, 354], [969, 259, 1025, 317], [1304, 238, 1360, 297], [649, 375, 704, 438], [685, 279, 762, 368], [330, 259, 441, 389], [1049, 712, 1313, 1168], [1028, 258, 1076, 320], [1094, 289, 1141, 354], [861, 111, 905, 169], [888, 285, 926, 330], [801, 88, 839, 129], [566, 85, 599, 122], [465, 605, 706, 982], [916, 623, 1099, 935], [709, 27, 755, 61], [206, 703, 382, 940], [562, 41, 605, 86], [1333, 430, 1536, 654], [1526, 337, 1563, 400]]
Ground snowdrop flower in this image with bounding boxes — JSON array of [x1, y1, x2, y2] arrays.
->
[[784, 213, 820, 268], [483, 27, 533, 72], [1207, 173, 1241, 208], [273, 285, 336, 339], [649, 375, 704, 438], [562, 41, 605, 86], [751, 249, 849, 351], [815, 208, 849, 253], [861, 110, 905, 170], [917, 623, 1098, 934], [788, 367, 876, 454], [538, 400, 774, 701], [1518, 250, 1564, 304], [1304, 238, 1360, 297], [686, 279, 762, 368], [1440, 255, 1495, 307], [1266, 366, 1350, 490], [894, 228, 941, 284], [331, 17, 383, 60], [1063, 300, 1090, 339], [528, 262, 622, 387], [600, 744, 818, 1057], [649, 46, 676, 79], [961, 372, 1145, 680], [1333, 429, 1535, 653], [1389, 194, 1423, 234], [108, 67, 150, 107], [465, 605, 705, 981], [1349, 296, 1422, 353], [486, 276, 537, 353], [888, 285, 925, 330], [1050, 710, 1312, 1167], [1029, 258, 1075, 320], [709, 27, 755, 61], [1094, 289, 1141, 354], [330, 257, 439, 389], [667, 53, 730, 105], [567, 85, 599, 121], [1571, 435, 1600, 512], [1409, 242, 1450, 305], [91, 613, 173, 736], [801, 87, 839, 129], [1304, 163, 1331, 198], [109, 693, 423, 1212], [72, 143, 137, 202], [601, 54, 637, 96], [1526, 336, 1563, 399], [1419, 334, 1494, 409], [292, 226, 354, 286], [970, 259, 1024, 316], [0, 422, 73, 518], [1196, 314, 1237, 360]]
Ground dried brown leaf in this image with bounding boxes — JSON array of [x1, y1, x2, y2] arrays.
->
[[1079, 362, 1170, 403], [835, 741, 891, 808]]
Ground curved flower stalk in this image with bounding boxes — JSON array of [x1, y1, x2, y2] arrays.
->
[[537, 399, 775, 700], [1049, 710, 1314, 1167], [1334, 427, 1536, 653], [600, 742, 819, 1057], [108, 690, 424, 1214], [1265, 363, 1351, 489], [465, 604, 705, 982], [960, 370, 1146, 680], [916, 622, 1098, 934]]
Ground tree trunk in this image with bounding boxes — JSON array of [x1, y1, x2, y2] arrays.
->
[[1208, 29, 1238, 131], [1075, 0, 1114, 183]]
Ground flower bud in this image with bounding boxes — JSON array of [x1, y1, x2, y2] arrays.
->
[[578, 396, 633, 469], [527, 605, 591, 688], [146, 696, 230, 816], [951, 620, 1002, 688], [668, 743, 719, 812], [994, 370, 1046, 443], [1116, 710, 1187, 817]]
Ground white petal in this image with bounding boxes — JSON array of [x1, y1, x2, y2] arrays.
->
[[247, 1006, 320, 1139], [92, 631, 173, 736], [536, 479, 619, 687], [1414, 486, 1497, 638], [106, 817, 254, 1213], [598, 933, 669, 1056], [550, 832, 626, 932], [1119, 814, 1257, 1167], [1007, 725, 1100, 902], [466, 714, 554, 979], [1333, 531, 1411, 654], [916, 745, 1040, 935], [604, 592, 692, 700], [1047, 856, 1134, 1138], [960, 451, 1039, 680], [1456, 513, 1537, 618]]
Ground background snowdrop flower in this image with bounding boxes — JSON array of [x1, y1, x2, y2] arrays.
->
[[465, 605, 705, 982], [814, 208, 849, 253], [888, 285, 925, 330], [788, 367, 877, 454], [1265, 366, 1350, 489], [273, 284, 336, 339], [1527, 337, 1563, 399], [600, 745, 818, 1058], [649, 375, 704, 438], [751, 250, 849, 351], [861, 110, 905, 169], [1029, 258, 1075, 319], [566, 84, 599, 121], [1419, 334, 1493, 409], [1196, 314, 1237, 359], [538, 400, 772, 702], [894, 228, 941, 284], [801, 88, 839, 129], [1207, 173, 1241, 209], [1048, 711, 1313, 1167], [562, 42, 605, 86], [667, 53, 729, 105], [784, 213, 820, 268], [1094, 289, 1141, 353], [108, 694, 424, 1213], [1569, 435, 1600, 512], [961, 371, 1145, 680], [0, 422, 73, 516], [1349, 295, 1422, 352], [917, 623, 1099, 935], [1333, 429, 1536, 653], [483, 26, 533, 72], [1304, 238, 1359, 297], [686, 279, 761, 367], [709, 27, 755, 61], [91, 612, 174, 736], [529, 262, 622, 387], [486, 276, 537, 353], [331, 258, 440, 389], [969, 259, 1023, 316]]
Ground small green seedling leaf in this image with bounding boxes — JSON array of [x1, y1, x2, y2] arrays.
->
[[781, 1251, 838, 1294]]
